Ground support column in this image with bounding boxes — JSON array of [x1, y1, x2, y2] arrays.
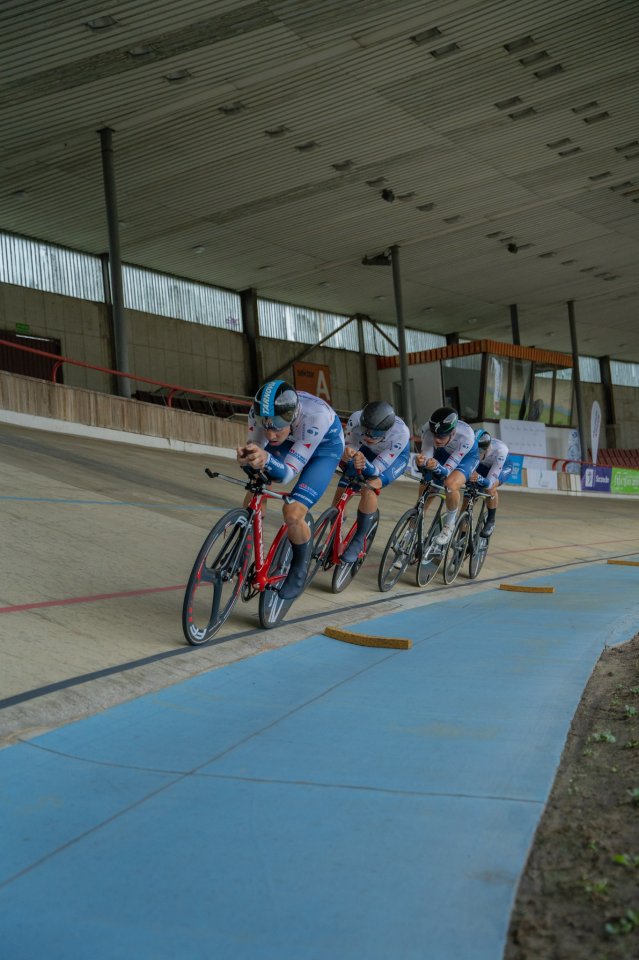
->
[[390, 244, 413, 434], [567, 299, 588, 462], [99, 127, 130, 398], [356, 315, 370, 404], [446, 332, 459, 345], [510, 303, 520, 345], [599, 354, 616, 447], [240, 288, 261, 396]]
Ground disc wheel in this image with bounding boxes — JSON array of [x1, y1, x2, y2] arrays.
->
[[305, 507, 337, 587], [377, 508, 418, 592], [182, 508, 252, 646], [416, 510, 445, 587], [332, 511, 379, 594], [442, 512, 471, 585]]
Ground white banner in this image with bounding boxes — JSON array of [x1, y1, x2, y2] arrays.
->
[[526, 468, 558, 490]]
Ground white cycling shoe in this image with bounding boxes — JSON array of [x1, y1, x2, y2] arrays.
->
[[434, 526, 454, 547]]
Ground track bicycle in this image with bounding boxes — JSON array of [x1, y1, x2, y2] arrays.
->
[[305, 474, 380, 594], [378, 477, 447, 591], [182, 468, 311, 645], [456, 481, 493, 580]]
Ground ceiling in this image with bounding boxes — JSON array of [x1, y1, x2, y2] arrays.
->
[[1, 0, 638, 361]]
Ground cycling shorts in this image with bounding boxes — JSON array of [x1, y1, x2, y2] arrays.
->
[[477, 461, 512, 486], [337, 441, 411, 489]]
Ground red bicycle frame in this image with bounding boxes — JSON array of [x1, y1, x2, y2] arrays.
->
[[246, 487, 290, 592]]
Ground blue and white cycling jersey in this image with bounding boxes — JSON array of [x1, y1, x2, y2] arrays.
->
[[246, 391, 344, 505], [341, 410, 411, 487], [476, 438, 510, 486], [419, 419, 478, 479]]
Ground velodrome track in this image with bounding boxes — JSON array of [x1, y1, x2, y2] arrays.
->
[[2, 420, 639, 959], [1, 419, 637, 744]]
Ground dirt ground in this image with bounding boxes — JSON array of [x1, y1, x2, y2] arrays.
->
[[505, 633, 639, 960]]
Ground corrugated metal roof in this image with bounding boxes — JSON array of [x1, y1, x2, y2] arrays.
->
[[1, 0, 638, 360]]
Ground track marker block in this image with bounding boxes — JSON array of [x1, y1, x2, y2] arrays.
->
[[499, 584, 555, 594], [607, 559, 639, 567], [323, 626, 411, 650]]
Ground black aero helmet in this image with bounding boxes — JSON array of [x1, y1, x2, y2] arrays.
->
[[429, 405, 459, 437], [254, 380, 299, 429], [360, 400, 395, 437], [475, 428, 492, 450]]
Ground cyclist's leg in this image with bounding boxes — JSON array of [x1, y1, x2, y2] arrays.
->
[[434, 451, 478, 545], [278, 448, 341, 599], [343, 443, 410, 562], [481, 463, 510, 535]]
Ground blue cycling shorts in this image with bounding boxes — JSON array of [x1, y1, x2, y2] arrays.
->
[[337, 441, 411, 489], [477, 461, 512, 486], [266, 437, 343, 508], [434, 447, 480, 481]]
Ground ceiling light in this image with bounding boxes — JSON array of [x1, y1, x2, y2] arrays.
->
[[332, 159, 353, 172], [534, 63, 564, 79], [486, 230, 503, 238], [430, 42, 460, 59], [417, 202, 435, 212], [295, 141, 320, 153], [467, 317, 478, 325], [495, 96, 522, 110], [547, 137, 571, 149], [318, 281, 330, 287], [258, 265, 272, 271], [558, 146, 582, 157], [265, 125, 290, 138], [127, 46, 154, 57], [538, 251, 557, 258], [588, 171, 611, 181], [443, 215, 461, 223], [192, 245, 206, 254], [561, 259, 577, 265], [583, 111, 610, 124], [504, 36, 535, 53], [580, 266, 598, 272], [374, 295, 386, 301], [410, 27, 442, 45], [12, 189, 28, 199], [85, 15, 118, 31], [610, 181, 633, 191], [164, 69, 191, 83], [218, 102, 245, 116], [509, 107, 536, 120], [398, 191, 416, 201], [366, 177, 386, 187], [615, 140, 639, 152], [572, 101, 598, 114], [519, 50, 549, 66]]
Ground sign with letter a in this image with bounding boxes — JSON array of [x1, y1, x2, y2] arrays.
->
[[293, 361, 332, 403]]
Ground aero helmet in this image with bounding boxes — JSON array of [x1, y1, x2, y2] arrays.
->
[[475, 428, 492, 451], [428, 405, 459, 437], [360, 400, 396, 438], [253, 380, 299, 429]]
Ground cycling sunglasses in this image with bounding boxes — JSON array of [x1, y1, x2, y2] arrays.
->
[[257, 413, 294, 430], [361, 426, 386, 438]]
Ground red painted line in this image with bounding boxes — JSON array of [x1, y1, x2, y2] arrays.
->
[[0, 584, 186, 615]]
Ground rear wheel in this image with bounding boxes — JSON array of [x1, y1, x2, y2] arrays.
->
[[442, 511, 471, 585], [468, 503, 490, 579], [332, 511, 379, 593], [305, 507, 338, 587], [182, 508, 252, 645], [416, 507, 445, 587], [378, 509, 418, 592], [258, 534, 293, 629]]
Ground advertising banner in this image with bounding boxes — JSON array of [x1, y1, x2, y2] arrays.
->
[[590, 401, 602, 465], [293, 361, 332, 403], [526, 468, 558, 491], [503, 454, 523, 485], [581, 465, 612, 493], [611, 468, 639, 496]]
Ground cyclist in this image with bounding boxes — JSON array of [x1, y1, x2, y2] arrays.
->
[[414, 405, 479, 548], [236, 380, 344, 599], [470, 429, 510, 537], [338, 400, 411, 563]]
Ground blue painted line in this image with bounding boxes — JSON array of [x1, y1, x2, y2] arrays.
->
[[0, 562, 638, 958], [0, 496, 223, 509]]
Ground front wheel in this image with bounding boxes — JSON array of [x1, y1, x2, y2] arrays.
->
[[378, 508, 418, 592], [305, 507, 338, 587], [416, 509, 445, 587], [442, 512, 471, 585], [182, 508, 252, 646], [332, 511, 379, 594]]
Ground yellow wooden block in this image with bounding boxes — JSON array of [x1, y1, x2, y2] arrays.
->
[[323, 626, 412, 650], [607, 559, 639, 567], [499, 583, 555, 594]]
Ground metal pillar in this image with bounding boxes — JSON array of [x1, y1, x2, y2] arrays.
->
[[356, 315, 370, 404], [390, 244, 413, 433], [99, 127, 130, 398], [599, 354, 616, 447], [510, 303, 520, 345], [567, 300, 588, 462], [240, 288, 261, 395]]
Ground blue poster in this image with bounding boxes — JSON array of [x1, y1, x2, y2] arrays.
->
[[581, 465, 612, 493], [503, 454, 523, 485]]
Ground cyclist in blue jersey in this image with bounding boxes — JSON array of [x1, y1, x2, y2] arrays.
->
[[338, 400, 411, 562], [237, 380, 344, 599], [470, 429, 511, 537]]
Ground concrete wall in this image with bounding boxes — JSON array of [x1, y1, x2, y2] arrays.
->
[[0, 281, 378, 412]]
